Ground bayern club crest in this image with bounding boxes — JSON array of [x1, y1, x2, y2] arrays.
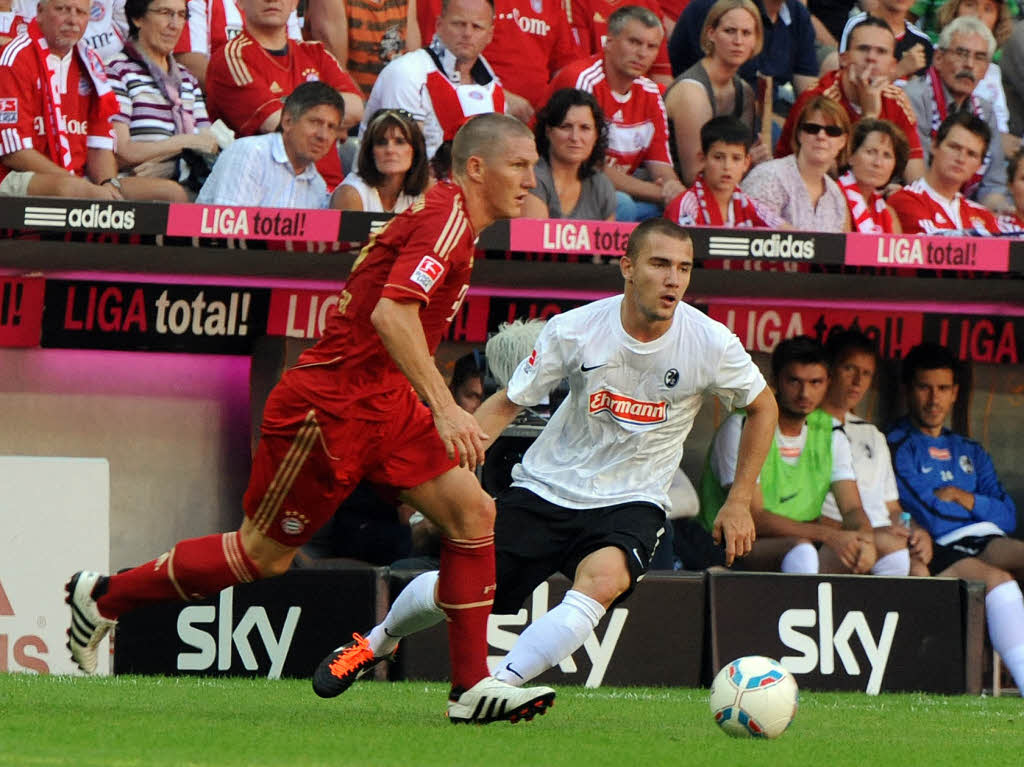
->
[[531, 0, 543, 12]]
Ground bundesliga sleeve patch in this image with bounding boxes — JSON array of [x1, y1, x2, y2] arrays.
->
[[0, 98, 18, 124], [410, 255, 445, 292]]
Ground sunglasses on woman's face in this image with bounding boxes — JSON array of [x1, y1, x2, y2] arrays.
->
[[800, 122, 845, 137]]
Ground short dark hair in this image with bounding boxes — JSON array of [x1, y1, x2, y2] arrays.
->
[[534, 88, 608, 180], [281, 81, 345, 124], [358, 108, 430, 197], [125, 0, 186, 38], [846, 118, 910, 185], [825, 328, 878, 369], [623, 217, 691, 262], [935, 110, 991, 156], [771, 335, 828, 380], [846, 15, 896, 50], [901, 342, 960, 387], [451, 350, 485, 393], [700, 115, 753, 155], [607, 5, 662, 35]]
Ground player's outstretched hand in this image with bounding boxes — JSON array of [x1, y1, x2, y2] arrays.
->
[[434, 402, 488, 472], [712, 500, 755, 566]]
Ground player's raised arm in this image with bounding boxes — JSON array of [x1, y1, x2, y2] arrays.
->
[[712, 384, 777, 564], [371, 297, 488, 470]]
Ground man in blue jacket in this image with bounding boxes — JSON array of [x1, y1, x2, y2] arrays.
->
[[887, 341, 1024, 690]]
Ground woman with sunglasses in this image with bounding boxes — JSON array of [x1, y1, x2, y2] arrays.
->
[[104, 0, 221, 200], [331, 108, 430, 213], [522, 88, 616, 221], [742, 95, 852, 231], [838, 118, 909, 233]]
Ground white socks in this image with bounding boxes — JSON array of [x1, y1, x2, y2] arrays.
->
[[781, 542, 819, 574], [871, 549, 911, 576], [986, 580, 1024, 690], [366, 570, 445, 658], [492, 589, 605, 686]]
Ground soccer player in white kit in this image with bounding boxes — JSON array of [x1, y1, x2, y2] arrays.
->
[[313, 218, 778, 697]]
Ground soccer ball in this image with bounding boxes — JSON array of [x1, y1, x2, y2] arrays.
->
[[709, 656, 798, 739]]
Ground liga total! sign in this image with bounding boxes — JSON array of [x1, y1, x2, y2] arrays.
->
[[0, 457, 110, 675]]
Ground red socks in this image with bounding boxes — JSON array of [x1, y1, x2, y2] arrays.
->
[[437, 533, 496, 692], [96, 532, 259, 619]]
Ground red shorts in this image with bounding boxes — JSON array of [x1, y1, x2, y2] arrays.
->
[[243, 377, 458, 546]]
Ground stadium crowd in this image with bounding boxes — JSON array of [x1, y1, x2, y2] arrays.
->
[[5, 0, 1024, 229]]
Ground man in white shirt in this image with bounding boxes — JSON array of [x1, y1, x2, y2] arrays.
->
[[312, 217, 778, 697], [820, 329, 931, 576], [360, 0, 503, 164], [197, 81, 342, 207]]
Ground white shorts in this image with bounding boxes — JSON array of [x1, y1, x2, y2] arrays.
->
[[0, 170, 33, 197]]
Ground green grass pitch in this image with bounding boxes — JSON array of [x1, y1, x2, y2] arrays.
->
[[1, 674, 1021, 767]]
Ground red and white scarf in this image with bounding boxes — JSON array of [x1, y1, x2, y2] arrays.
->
[[927, 67, 989, 198], [838, 170, 894, 232], [691, 174, 767, 226], [27, 19, 118, 171]]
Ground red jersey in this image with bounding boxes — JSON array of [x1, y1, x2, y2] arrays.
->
[[550, 53, 672, 173], [0, 33, 116, 183], [775, 69, 923, 160], [888, 178, 1001, 235], [175, 0, 302, 58], [205, 31, 359, 188], [288, 182, 476, 419], [483, 0, 582, 109], [568, 0, 671, 79], [665, 176, 782, 227]]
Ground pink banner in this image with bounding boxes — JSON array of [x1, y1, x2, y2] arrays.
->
[[844, 232, 1009, 272], [166, 204, 341, 241], [508, 218, 636, 255]]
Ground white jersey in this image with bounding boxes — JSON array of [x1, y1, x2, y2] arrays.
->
[[505, 295, 766, 513], [821, 413, 898, 527], [360, 45, 504, 162]]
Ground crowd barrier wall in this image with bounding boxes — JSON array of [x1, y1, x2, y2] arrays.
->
[[110, 568, 987, 694]]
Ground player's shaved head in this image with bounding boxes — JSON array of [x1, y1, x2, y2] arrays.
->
[[623, 217, 692, 263], [451, 113, 535, 178]]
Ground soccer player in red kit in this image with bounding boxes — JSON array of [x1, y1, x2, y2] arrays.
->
[[65, 113, 557, 725]]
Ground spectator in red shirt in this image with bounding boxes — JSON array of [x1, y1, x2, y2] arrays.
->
[[0, 0, 184, 200], [204, 0, 364, 189], [481, 0, 582, 122], [568, 0, 672, 87], [549, 5, 683, 220], [888, 110, 1002, 233]]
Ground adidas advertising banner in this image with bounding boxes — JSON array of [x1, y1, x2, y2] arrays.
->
[[0, 198, 168, 234], [41, 280, 272, 354], [688, 229, 845, 265], [0, 276, 44, 348], [114, 569, 385, 678], [393, 572, 706, 688], [0, 457, 110, 675], [707, 572, 985, 695]]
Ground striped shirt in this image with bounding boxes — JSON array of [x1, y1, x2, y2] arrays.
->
[[196, 131, 330, 209], [105, 51, 209, 141]]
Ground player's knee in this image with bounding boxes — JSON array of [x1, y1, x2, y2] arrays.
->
[[249, 551, 295, 578], [985, 565, 1014, 592]]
